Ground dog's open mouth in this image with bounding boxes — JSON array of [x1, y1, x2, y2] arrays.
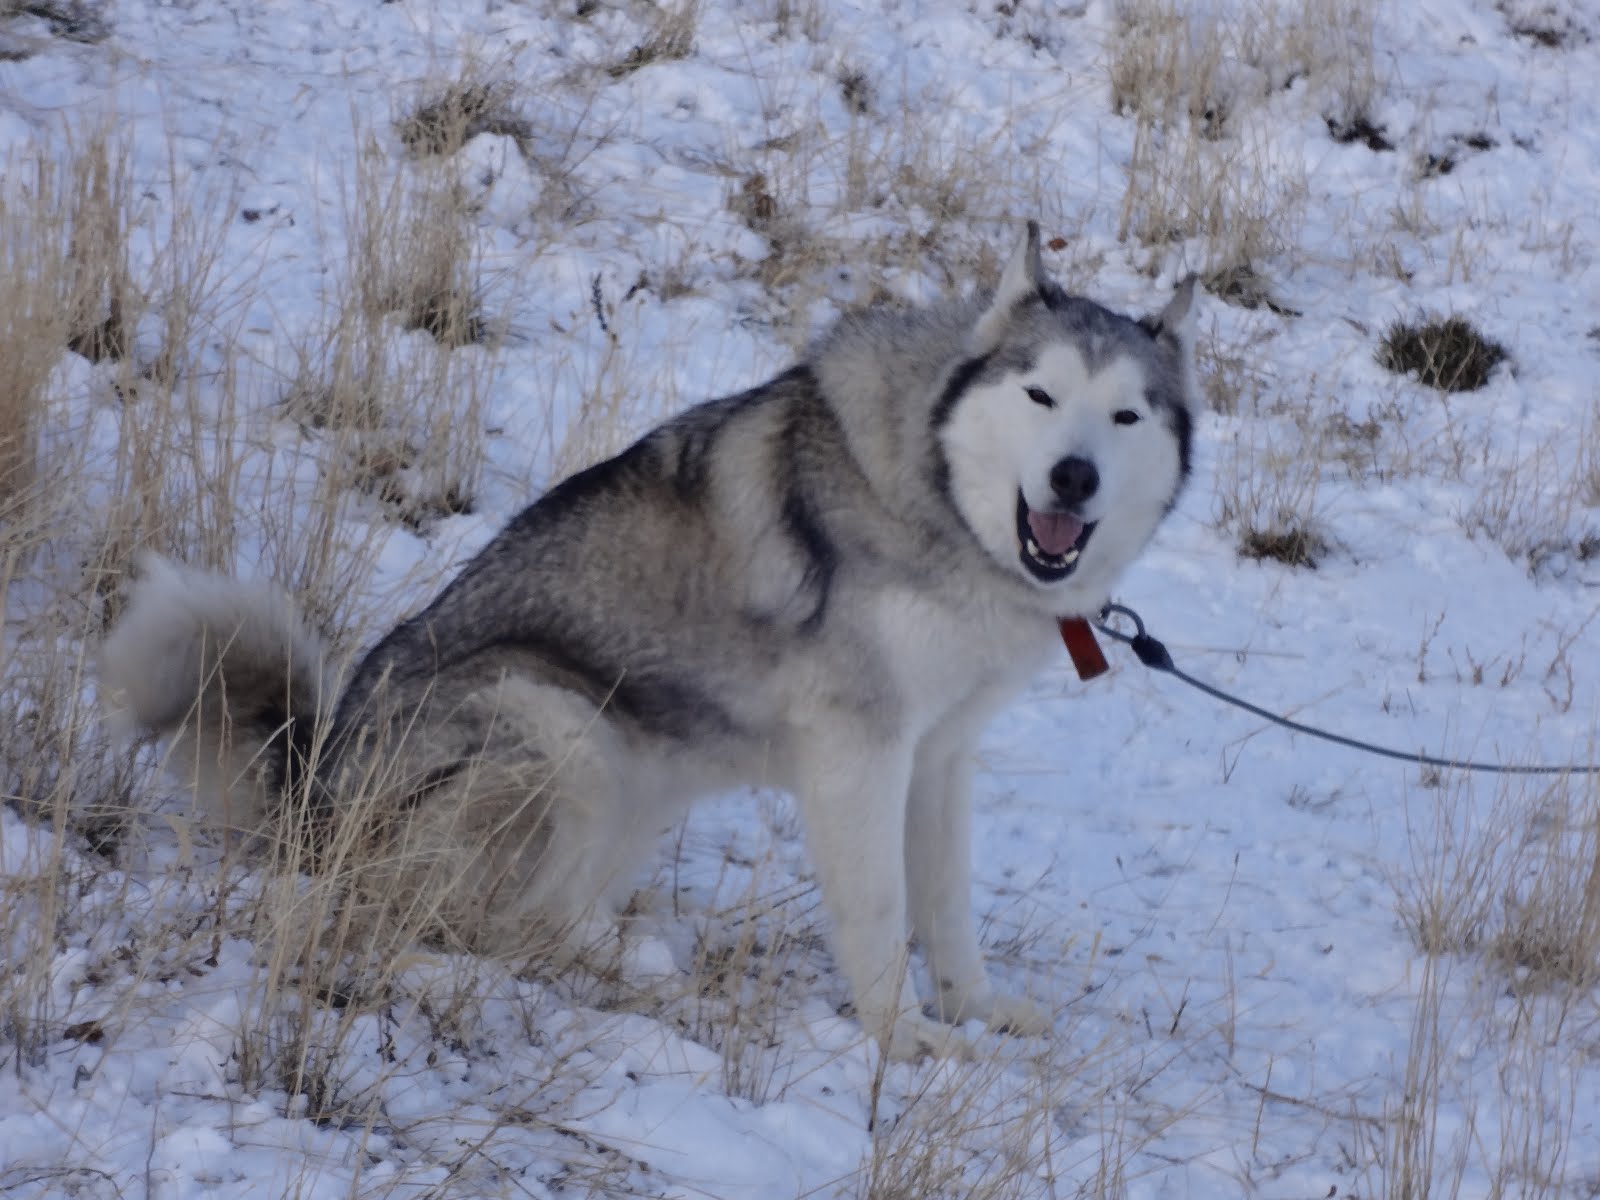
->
[[1016, 492, 1096, 582]]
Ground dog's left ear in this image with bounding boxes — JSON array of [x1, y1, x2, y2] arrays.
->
[[971, 220, 1046, 354], [1140, 274, 1198, 346]]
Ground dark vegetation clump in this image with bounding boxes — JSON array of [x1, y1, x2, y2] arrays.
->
[[1201, 263, 1300, 316], [5, 1, 109, 44], [397, 82, 532, 158], [1419, 131, 1498, 177], [1378, 315, 1508, 392], [1326, 114, 1394, 151], [838, 68, 873, 115], [606, 14, 696, 79], [401, 284, 488, 348], [66, 296, 127, 363], [1508, 16, 1574, 46], [1240, 526, 1325, 569], [1498, 0, 1589, 46]]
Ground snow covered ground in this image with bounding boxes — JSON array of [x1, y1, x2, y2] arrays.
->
[[1, 0, 1598, 1196]]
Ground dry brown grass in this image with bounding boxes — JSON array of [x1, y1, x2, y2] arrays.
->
[[1458, 430, 1597, 578], [674, 837, 825, 1104], [1204, 309, 1574, 578], [1108, 0, 1379, 128], [1117, 111, 1308, 278], [57, 126, 136, 367], [1195, 319, 1274, 416], [1582, 402, 1600, 510], [1212, 399, 1333, 568], [1375, 762, 1600, 1198], [351, 144, 490, 352], [605, 0, 699, 79], [277, 136, 494, 605], [763, 0, 826, 41], [0, 109, 501, 1084], [0, 126, 258, 612], [545, 295, 674, 479], [0, 158, 70, 515], [0, 133, 213, 1069], [856, 1054, 1059, 1200], [1482, 774, 1600, 988], [0, 122, 244, 829], [224, 769, 546, 1134], [397, 66, 532, 161], [0, 620, 117, 1071], [0, 132, 134, 1069], [1106, 0, 1377, 279], [720, 78, 1088, 332], [1363, 949, 1471, 1200], [1395, 705, 1600, 980]]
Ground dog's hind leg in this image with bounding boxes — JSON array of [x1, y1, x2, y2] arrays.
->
[[366, 676, 640, 969]]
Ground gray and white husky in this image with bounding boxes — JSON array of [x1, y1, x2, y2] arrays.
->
[[102, 224, 1199, 1060]]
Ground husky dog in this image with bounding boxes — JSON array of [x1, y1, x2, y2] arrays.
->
[[101, 224, 1198, 1060]]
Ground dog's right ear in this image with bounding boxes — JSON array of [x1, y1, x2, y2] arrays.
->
[[971, 221, 1045, 354]]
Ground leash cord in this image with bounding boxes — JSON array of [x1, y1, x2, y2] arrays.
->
[[1093, 603, 1600, 776]]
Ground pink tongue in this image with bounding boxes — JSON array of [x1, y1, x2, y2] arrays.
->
[[1027, 509, 1083, 557]]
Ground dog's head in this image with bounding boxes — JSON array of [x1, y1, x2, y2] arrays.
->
[[936, 223, 1199, 614]]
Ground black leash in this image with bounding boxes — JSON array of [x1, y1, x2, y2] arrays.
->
[[1093, 603, 1600, 776]]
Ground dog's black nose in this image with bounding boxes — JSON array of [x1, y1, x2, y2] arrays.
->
[[1049, 455, 1099, 507]]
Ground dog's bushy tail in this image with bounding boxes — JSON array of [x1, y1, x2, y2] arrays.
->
[[100, 553, 336, 832]]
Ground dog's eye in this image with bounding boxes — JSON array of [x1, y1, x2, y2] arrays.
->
[[1112, 409, 1141, 426], [1025, 386, 1056, 409]]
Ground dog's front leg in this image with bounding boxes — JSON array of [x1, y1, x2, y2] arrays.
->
[[793, 731, 968, 1061], [907, 729, 1052, 1037]]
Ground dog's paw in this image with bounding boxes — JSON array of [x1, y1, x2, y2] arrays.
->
[[982, 992, 1053, 1038], [882, 1013, 977, 1063], [933, 983, 1054, 1037]]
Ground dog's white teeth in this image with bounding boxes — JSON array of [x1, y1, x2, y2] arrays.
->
[[1024, 536, 1078, 571]]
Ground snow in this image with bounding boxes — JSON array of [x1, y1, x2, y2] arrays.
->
[[2, 0, 1598, 1196]]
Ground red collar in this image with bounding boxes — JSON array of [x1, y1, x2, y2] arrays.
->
[[1059, 617, 1109, 681]]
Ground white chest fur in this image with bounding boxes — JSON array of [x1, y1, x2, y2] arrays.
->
[[868, 585, 1060, 740]]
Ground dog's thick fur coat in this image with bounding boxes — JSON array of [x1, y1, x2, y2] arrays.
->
[[102, 225, 1198, 1059]]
